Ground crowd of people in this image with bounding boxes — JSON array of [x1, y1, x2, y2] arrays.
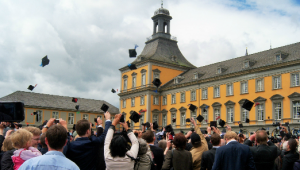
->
[[0, 112, 299, 170]]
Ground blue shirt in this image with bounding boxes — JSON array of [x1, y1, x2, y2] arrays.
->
[[19, 151, 79, 170]]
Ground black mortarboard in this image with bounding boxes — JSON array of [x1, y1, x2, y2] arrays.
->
[[72, 98, 78, 103], [280, 131, 285, 137], [284, 122, 289, 126], [219, 119, 225, 127], [172, 118, 176, 123], [101, 104, 109, 112], [197, 115, 204, 122], [27, 85, 35, 91], [246, 118, 250, 123], [165, 124, 173, 132], [129, 49, 137, 58], [126, 120, 131, 128], [111, 89, 116, 93], [201, 129, 208, 134], [73, 124, 76, 131], [152, 78, 162, 88], [143, 122, 150, 128], [153, 121, 158, 130], [41, 55, 50, 67], [128, 64, 137, 70], [203, 108, 207, 112], [129, 111, 141, 123], [75, 105, 79, 110], [261, 127, 266, 131], [188, 104, 197, 112], [242, 99, 254, 111], [180, 130, 184, 134], [31, 112, 37, 115], [239, 124, 243, 128], [186, 118, 191, 122], [94, 118, 97, 123], [266, 131, 269, 135], [210, 121, 217, 128], [120, 114, 125, 123]]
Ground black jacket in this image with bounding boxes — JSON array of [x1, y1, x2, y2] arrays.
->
[[96, 127, 105, 170], [150, 145, 164, 170], [249, 144, 281, 170], [281, 150, 299, 170], [1, 149, 15, 170], [201, 148, 217, 170]]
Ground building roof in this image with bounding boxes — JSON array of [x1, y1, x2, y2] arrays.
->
[[132, 37, 196, 69], [162, 41, 300, 89], [0, 91, 119, 114]]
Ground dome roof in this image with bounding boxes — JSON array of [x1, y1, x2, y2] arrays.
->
[[154, 8, 170, 16]]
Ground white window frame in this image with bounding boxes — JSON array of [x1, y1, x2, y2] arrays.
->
[[293, 101, 300, 119], [131, 97, 135, 107], [68, 113, 74, 125], [214, 108, 220, 124], [291, 73, 300, 87], [194, 73, 198, 79], [154, 72, 160, 79], [201, 107, 208, 124], [180, 92, 185, 102], [241, 81, 248, 94], [142, 74, 146, 86], [276, 54, 281, 61], [227, 107, 234, 123], [36, 110, 42, 123], [274, 102, 282, 120], [52, 111, 59, 119], [241, 108, 249, 122], [171, 113, 176, 126], [191, 90, 196, 101], [202, 89, 208, 99], [244, 61, 249, 68], [132, 76, 136, 88], [83, 114, 88, 120], [257, 104, 264, 121], [122, 100, 126, 108], [273, 76, 281, 89], [171, 94, 176, 104], [153, 114, 158, 123], [162, 114, 167, 127], [227, 84, 233, 96], [153, 96, 159, 105], [140, 96, 145, 105], [181, 112, 186, 126], [163, 96, 167, 105], [214, 86, 220, 98], [217, 68, 221, 74], [256, 78, 264, 92], [123, 79, 128, 90]]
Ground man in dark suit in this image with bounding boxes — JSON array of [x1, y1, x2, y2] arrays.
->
[[212, 131, 256, 170], [142, 129, 164, 170], [244, 130, 281, 170], [63, 112, 111, 170], [201, 134, 221, 170]]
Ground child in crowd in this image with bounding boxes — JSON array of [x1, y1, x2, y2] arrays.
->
[[10, 129, 42, 170]]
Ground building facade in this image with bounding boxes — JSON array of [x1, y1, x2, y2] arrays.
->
[[0, 91, 119, 130], [119, 6, 300, 136]]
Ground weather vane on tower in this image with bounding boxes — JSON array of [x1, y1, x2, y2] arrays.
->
[[161, 0, 163, 8]]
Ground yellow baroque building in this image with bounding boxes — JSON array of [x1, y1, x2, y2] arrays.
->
[[119, 7, 300, 136]]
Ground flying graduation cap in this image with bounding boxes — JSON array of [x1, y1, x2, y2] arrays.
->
[[111, 89, 116, 93], [210, 121, 217, 128], [40, 55, 50, 67], [153, 121, 158, 130], [188, 104, 197, 112], [172, 118, 176, 123], [31, 112, 37, 115], [219, 119, 225, 127], [28, 84, 37, 91], [197, 115, 204, 122], [128, 63, 137, 70], [186, 118, 191, 122], [152, 78, 162, 88], [75, 105, 79, 110], [165, 124, 173, 132], [242, 99, 254, 111], [130, 111, 141, 123], [72, 98, 78, 103], [129, 44, 138, 58], [101, 103, 109, 112]]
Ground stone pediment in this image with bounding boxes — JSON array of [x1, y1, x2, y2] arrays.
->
[[200, 104, 209, 108], [253, 96, 267, 102], [270, 94, 284, 100], [179, 107, 187, 112], [225, 100, 235, 106], [288, 92, 300, 99], [169, 107, 177, 112], [238, 99, 247, 105], [212, 102, 222, 107]]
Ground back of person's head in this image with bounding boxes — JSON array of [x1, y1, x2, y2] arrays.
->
[[173, 133, 186, 150], [224, 131, 238, 141], [191, 132, 202, 148], [288, 138, 297, 152], [76, 119, 90, 136], [158, 140, 167, 151], [137, 138, 149, 155], [255, 130, 268, 145], [142, 130, 154, 143], [23, 126, 42, 136], [40, 133, 47, 148], [110, 135, 128, 157], [1, 137, 14, 151], [10, 129, 32, 149], [211, 133, 221, 146], [46, 125, 67, 150]]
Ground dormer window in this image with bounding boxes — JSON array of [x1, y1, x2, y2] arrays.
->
[[217, 68, 222, 74], [174, 78, 178, 84], [194, 73, 198, 79], [244, 61, 249, 68], [171, 56, 177, 62], [276, 54, 281, 61]]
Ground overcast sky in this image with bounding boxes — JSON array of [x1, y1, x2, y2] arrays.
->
[[0, 0, 300, 109]]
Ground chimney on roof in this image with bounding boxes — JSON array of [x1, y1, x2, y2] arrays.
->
[[245, 47, 248, 56]]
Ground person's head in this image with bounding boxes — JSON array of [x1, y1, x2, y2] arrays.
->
[[137, 138, 149, 156], [142, 130, 155, 144], [76, 120, 91, 137], [45, 125, 67, 151], [287, 138, 297, 152], [191, 132, 202, 148], [110, 135, 128, 157], [211, 133, 221, 146], [255, 130, 268, 145], [158, 140, 167, 151], [40, 133, 47, 148], [1, 137, 14, 151], [10, 129, 32, 149], [173, 133, 186, 150], [23, 126, 42, 148], [224, 131, 238, 143]]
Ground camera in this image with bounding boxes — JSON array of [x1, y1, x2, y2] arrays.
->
[[0, 102, 25, 122], [54, 119, 59, 124]]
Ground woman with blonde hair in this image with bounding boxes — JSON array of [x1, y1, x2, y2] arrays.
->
[[1, 137, 15, 169]]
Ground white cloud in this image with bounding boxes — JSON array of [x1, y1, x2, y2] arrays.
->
[[0, 0, 299, 108]]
